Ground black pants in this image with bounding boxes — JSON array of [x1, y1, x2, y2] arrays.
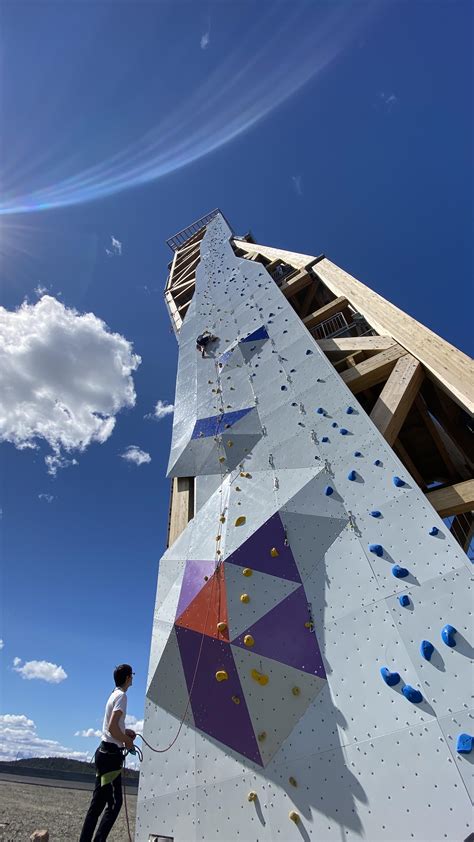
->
[[79, 743, 123, 841]]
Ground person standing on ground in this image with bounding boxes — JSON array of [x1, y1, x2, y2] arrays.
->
[[79, 664, 136, 842]]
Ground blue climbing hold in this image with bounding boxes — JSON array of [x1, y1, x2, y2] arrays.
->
[[369, 543, 384, 557], [347, 470, 356, 481], [370, 510, 382, 518], [374, 459, 382, 466], [429, 526, 439, 536], [321, 436, 329, 443], [346, 406, 354, 414], [402, 685, 422, 703], [441, 624, 457, 647], [456, 733, 473, 754], [324, 486, 334, 496], [420, 640, 434, 661], [392, 565, 409, 578], [340, 428, 348, 435], [393, 476, 405, 487], [354, 451, 362, 457], [306, 349, 313, 355], [316, 407, 324, 414], [399, 594, 410, 607], [281, 385, 287, 391], [380, 667, 400, 687], [331, 422, 338, 428]]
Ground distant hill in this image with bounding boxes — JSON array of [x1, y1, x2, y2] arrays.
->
[[0, 756, 139, 780]]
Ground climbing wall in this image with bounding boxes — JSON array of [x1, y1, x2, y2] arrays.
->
[[136, 214, 473, 841]]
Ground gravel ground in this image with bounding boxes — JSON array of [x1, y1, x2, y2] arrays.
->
[[0, 780, 136, 841]]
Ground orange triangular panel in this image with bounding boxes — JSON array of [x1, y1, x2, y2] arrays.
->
[[175, 565, 229, 640]]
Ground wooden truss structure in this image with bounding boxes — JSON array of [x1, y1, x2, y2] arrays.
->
[[165, 218, 474, 555]]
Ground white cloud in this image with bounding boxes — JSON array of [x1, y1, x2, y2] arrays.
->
[[0, 296, 141, 475], [38, 493, 54, 503], [121, 445, 151, 466], [13, 658, 67, 684], [0, 713, 88, 762], [0, 639, 4, 650], [34, 284, 49, 298], [74, 728, 102, 738], [125, 714, 143, 734], [291, 175, 303, 196], [200, 18, 211, 51], [378, 91, 398, 111], [106, 235, 122, 257], [145, 399, 174, 421]]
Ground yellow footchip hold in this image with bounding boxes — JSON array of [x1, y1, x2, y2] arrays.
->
[[240, 593, 250, 603], [219, 515, 226, 523], [270, 547, 279, 557], [257, 732, 267, 742], [292, 686, 300, 696], [242, 567, 252, 577], [231, 695, 241, 705], [240, 471, 252, 478], [234, 516, 246, 526], [227, 440, 233, 447], [251, 669, 269, 686], [289, 811, 300, 823], [217, 621, 227, 633], [215, 670, 228, 682], [218, 456, 226, 463], [289, 777, 297, 787], [247, 791, 257, 802], [243, 634, 254, 647]]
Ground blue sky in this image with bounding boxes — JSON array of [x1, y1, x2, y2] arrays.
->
[[0, 1, 472, 761]]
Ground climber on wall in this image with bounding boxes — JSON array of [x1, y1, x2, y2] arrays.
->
[[79, 664, 136, 842], [196, 329, 219, 357]]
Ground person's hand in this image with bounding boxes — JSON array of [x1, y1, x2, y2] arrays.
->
[[125, 728, 136, 740], [124, 734, 134, 750]]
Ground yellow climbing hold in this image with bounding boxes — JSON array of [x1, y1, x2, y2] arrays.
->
[[218, 456, 226, 463], [304, 621, 314, 630], [235, 486, 241, 491], [227, 440, 233, 447], [240, 471, 252, 478], [292, 686, 300, 696], [219, 515, 226, 523], [240, 593, 250, 603], [242, 567, 252, 577], [244, 634, 254, 647], [257, 732, 267, 742], [289, 776, 297, 787], [289, 811, 300, 823], [231, 695, 241, 705], [251, 669, 269, 686], [270, 547, 279, 557], [216, 621, 227, 633], [235, 516, 246, 526], [247, 791, 257, 802], [215, 670, 228, 682]]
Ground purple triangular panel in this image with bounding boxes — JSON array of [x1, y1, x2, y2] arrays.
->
[[175, 560, 216, 619], [232, 586, 326, 679], [226, 513, 301, 583], [175, 626, 262, 766]]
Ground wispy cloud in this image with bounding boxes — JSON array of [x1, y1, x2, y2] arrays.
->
[[125, 714, 143, 733], [291, 175, 303, 196], [0, 713, 88, 762], [0, 639, 4, 650], [121, 445, 151, 466], [74, 727, 102, 738], [106, 235, 122, 257], [145, 399, 174, 421], [13, 658, 67, 684], [38, 493, 55, 503], [378, 91, 398, 111], [0, 296, 140, 475], [200, 17, 211, 50]]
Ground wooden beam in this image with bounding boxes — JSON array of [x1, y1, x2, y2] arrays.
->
[[303, 296, 348, 330], [279, 269, 312, 298], [426, 479, 474, 518], [415, 395, 458, 480], [341, 345, 407, 394], [317, 336, 396, 355], [299, 279, 319, 318], [370, 355, 424, 445], [233, 239, 474, 415], [393, 439, 427, 490], [168, 477, 195, 547]]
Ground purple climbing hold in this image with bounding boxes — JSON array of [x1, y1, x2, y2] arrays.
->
[[369, 543, 384, 557], [392, 564, 409, 578], [402, 685, 422, 703], [347, 470, 356, 481], [429, 526, 439, 536], [324, 486, 334, 496], [393, 476, 405, 487], [380, 667, 400, 686]]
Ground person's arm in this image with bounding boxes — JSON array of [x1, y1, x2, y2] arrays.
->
[[108, 709, 134, 749]]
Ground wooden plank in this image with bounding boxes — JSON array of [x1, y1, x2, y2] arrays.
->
[[279, 269, 312, 298], [426, 479, 474, 518], [168, 476, 195, 547], [317, 336, 396, 355], [299, 279, 319, 317], [415, 395, 458, 480], [233, 239, 474, 415], [341, 345, 407, 394], [370, 355, 424, 445], [303, 296, 348, 330]]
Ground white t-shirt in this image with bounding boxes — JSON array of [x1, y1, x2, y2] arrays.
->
[[102, 688, 127, 747]]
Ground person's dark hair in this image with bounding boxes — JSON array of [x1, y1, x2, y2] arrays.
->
[[114, 664, 132, 687]]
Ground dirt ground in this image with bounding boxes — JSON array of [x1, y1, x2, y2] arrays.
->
[[0, 780, 136, 841]]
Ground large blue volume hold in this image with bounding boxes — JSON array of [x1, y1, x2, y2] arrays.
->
[[402, 685, 422, 703], [441, 624, 457, 647], [456, 733, 473, 754], [380, 667, 400, 686]]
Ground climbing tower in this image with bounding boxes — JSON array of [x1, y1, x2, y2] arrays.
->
[[135, 211, 473, 841]]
